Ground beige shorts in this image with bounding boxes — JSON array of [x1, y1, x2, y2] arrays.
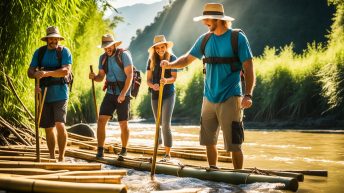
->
[[200, 96, 244, 152]]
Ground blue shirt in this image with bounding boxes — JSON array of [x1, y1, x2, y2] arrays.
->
[[98, 50, 133, 95], [146, 55, 177, 100], [189, 29, 253, 103], [30, 46, 72, 103]]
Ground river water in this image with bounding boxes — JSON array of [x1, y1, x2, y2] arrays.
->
[[97, 122, 344, 193]]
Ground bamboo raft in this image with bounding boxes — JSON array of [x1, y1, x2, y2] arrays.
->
[[0, 120, 329, 192]]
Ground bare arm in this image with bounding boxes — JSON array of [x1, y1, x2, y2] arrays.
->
[[121, 64, 133, 96], [161, 54, 197, 69], [28, 65, 71, 79], [161, 71, 177, 85], [146, 70, 159, 91], [243, 59, 255, 96], [241, 59, 256, 109]]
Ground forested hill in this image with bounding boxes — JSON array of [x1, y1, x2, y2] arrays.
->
[[128, 0, 334, 71]]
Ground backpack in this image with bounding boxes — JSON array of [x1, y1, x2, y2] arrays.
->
[[200, 29, 244, 75], [38, 45, 74, 92], [101, 48, 142, 98]]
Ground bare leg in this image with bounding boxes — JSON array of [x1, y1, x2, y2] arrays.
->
[[119, 121, 129, 148], [45, 127, 56, 159], [97, 115, 111, 147], [56, 122, 67, 162], [165, 147, 171, 156], [206, 145, 218, 166], [232, 150, 243, 169]]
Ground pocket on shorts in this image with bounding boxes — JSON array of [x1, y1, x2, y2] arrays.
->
[[232, 121, 244, 144]]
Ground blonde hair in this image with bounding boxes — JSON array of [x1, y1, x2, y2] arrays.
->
[[148, 43, 172, 71]]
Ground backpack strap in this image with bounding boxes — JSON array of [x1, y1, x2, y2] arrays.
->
[[56, 45, 64, 66], [101, 53, 108, 74], [38, 46, 47, 69], [231, 29, 243, 56], [200, 32, 212, 56], [114, 48, 125, 70]]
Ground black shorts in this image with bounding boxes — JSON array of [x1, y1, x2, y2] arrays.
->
[[99, 93, 130, 121], [40, 100, 67, 128]]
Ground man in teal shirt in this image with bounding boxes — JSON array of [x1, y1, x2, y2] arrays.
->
[[28, 26, 72, 162], [161, 3, 256, 169]]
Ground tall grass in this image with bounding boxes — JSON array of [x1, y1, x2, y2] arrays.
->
[[0, 0, 112, 126]]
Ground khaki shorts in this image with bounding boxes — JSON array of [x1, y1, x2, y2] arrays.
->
[[200, 96, 244, 152]]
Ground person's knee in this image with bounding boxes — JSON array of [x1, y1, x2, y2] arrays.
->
[[98, 115, 109, 125], [119, 121, 129, 132]]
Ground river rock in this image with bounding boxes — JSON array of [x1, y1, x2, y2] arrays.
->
[[67, 123, 95, 138]]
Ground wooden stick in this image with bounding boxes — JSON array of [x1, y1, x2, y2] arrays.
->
[[5, 75, 34, 121], [0, 116, 30, 146], [35, 78, 41, 162], [151, 67, 165, 179], [90, 65, 98, 121]]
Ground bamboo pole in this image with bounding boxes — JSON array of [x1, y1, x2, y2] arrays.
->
[[0, 116, 30, 146], [34, 78, 41, 162], [151, 68, 165, 179], [90, 65, 98, 121], [0, 177, 127, 193], [245, 167, 328, 177], [0, 156, 56, 163], [0, 162, 101, 171], [0, 168, 68, 175], [68, 132, 95, 141], [25, 175, 122, 184], [5, 75, 34, 121]]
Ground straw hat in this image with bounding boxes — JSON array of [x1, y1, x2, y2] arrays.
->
[[98, 34, 122, 48], [41, 26, 65, 41], [148, 35, 174, 53], [193, 3, 235, 22]]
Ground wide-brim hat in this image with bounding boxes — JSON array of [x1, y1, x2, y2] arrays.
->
[[148, 35, 174, 53], [98, 34, 122, 48], [193, 3, 235, 22], [41, 26, 65, 41]]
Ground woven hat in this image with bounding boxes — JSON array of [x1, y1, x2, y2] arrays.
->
[[41, 26, 64, 41], [98, 34, 122, 48], [193, 3, 235, 22], [148, 35, 174, 53]]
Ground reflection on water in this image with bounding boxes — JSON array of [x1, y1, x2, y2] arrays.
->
[[90, 122, 344, 192]]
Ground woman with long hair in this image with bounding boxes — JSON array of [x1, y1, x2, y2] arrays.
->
[[146, 35, 177, 161]]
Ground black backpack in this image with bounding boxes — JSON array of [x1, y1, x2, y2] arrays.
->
[[101, 48, 141, 98], [37, 45, 74, 91], [200, 29, 244, 74]]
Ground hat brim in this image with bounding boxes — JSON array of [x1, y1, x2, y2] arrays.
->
[[148, 41, 174, 53], [98, 41, 122, 48], [41, 34, 65, 41], [193, 15, 235, 22]]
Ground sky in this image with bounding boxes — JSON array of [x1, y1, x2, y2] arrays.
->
[[110, 0, 164, 8]]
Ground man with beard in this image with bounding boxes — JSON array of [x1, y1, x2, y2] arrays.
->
[[89, 34, 133, 159], [28, 26, 72, 162], [160, 3, 256, 169]]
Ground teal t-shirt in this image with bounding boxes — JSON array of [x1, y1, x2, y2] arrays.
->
[[98, 50, 133, 96], [189, 29, 253, 103], [30, 46, 72, 103]]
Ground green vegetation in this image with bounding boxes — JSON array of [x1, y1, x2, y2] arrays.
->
[[133, 0, 344, 125], [0, 0, 115, 126]]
